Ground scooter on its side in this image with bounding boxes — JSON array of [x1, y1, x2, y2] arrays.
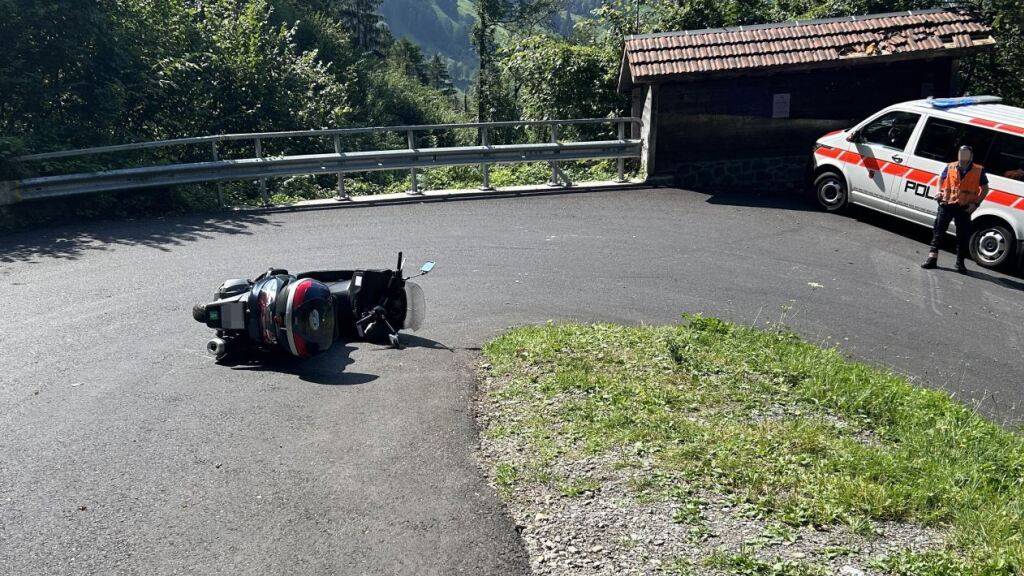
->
[[192, 252, 434, 362]]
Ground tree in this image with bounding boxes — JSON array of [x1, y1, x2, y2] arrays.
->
[[333, 0, 391, 57], [471, 0, 568, 121], [426, 54, 457, 99], [502, 34, 622, 124], [390, 37, 429, 83]]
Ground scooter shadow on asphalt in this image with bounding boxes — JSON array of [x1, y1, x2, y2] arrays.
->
[[370, 333, 455, 352], [221, 341, 379, 386]]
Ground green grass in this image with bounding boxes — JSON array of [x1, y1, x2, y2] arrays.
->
[[706, 549, 830, 576], [481, 316, 1024, 576]]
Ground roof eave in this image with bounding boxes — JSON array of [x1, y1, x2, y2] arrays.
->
[[617, 52, 634, 94], [627, 41, 995, 85]]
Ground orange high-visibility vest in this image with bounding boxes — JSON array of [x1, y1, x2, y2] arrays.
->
[[940, 162, 984, 205]]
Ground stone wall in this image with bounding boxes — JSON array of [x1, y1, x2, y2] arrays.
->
[[670, 155, 810, 193]]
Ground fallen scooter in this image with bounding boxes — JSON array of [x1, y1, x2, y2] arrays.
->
[[192, 252, 433, 362]]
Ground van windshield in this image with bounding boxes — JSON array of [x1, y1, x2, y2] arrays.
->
[[858, 111, 920, 150]]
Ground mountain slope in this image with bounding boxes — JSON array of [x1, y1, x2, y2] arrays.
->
[[378, 0, 601, 90], [379, 0, 477, 89]]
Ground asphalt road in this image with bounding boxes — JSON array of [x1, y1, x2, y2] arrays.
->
[[2, 187, 1023, 575]]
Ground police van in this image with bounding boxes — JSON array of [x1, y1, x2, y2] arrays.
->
[[810, 96, 1024, 270]]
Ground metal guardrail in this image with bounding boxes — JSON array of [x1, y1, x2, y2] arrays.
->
[[2, 117, 642, 206]]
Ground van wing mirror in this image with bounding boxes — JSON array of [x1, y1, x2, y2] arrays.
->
[[846, 130, 860, 143]]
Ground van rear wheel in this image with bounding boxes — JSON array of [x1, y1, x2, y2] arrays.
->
[[814, 171, 848, 212], [970, 222, 1015, 269]]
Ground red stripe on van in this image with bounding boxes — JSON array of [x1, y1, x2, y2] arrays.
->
[[861, 157, 886, 171], [986, 190, 1019, 206], [882, 163, 910, 177], [906, 169, 934, 184], [815, 146, 842, 159], [1014, 198, 1024, 210], [969, 116, 1024, 135], [838, 151, 862, 165]]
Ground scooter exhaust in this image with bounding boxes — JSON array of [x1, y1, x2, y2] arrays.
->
[[207, 337, 228, 359]]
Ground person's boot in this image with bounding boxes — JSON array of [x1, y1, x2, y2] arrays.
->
[[956, 258, 968, 274], [921, 254, 938, 269]]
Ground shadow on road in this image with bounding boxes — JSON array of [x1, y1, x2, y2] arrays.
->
[[848, 206, 1024, 284], [388, 333, 455, 352], [226, 342, 379, 386], [701, 189, 819, 212], [937, 266, 1024, 291], [0, 211, 279, 263], [698, 188, 1024, 284]]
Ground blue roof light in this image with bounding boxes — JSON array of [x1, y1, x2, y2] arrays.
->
[[928, 96, 1002, 108]]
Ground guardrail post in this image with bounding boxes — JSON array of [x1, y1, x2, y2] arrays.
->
[[548, 123, 562, 188], [0, 180, 18, 206], [254, 138, 269, 206], [406, 130, 421, 195], [211, 142, 224, 208], [616, 120, 627, 183], [334, 135, 349, 201], [480, 126, 492, 191]]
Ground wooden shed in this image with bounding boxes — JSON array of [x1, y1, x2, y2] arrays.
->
[[619, 9, 996, 191]]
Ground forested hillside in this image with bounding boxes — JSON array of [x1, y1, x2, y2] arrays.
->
[[378, 0, 600, 89], [1, 0, 1022, 228], [378, 0, 477, 89]]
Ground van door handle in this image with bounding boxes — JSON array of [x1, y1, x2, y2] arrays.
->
[[892, 155, 904, 164]]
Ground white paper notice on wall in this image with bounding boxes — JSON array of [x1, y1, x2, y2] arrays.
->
[[772, 93, 791, 118]]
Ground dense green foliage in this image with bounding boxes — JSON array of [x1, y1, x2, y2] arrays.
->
[[0, 0, 472, 223], [0, 0, 1021, 228], [483, 318, 1024, 574]]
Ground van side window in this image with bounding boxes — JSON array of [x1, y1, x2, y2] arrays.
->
[[858, 111, 920, 150], [986, 134, 1024, 182], [914, 117, 996, 163]]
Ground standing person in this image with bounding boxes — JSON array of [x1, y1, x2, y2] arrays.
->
[[921, 145, 989, 273]]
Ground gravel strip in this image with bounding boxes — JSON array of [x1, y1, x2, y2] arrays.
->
[[475, 366, 947, 576]]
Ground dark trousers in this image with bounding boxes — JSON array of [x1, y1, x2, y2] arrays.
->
[[930, 203, 972, 260]]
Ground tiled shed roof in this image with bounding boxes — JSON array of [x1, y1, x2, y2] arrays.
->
[[620, 9, 994, 88]]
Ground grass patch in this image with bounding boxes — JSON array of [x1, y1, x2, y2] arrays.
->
[[706, 549, 829, 576], [481, 316, 1024, 575]]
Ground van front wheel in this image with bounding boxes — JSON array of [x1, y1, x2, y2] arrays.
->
[[814, 171, 848, 212], [970, 221, 1015, 269]]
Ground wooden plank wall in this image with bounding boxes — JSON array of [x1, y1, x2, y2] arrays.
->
[[652, 59, 954, 173]]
